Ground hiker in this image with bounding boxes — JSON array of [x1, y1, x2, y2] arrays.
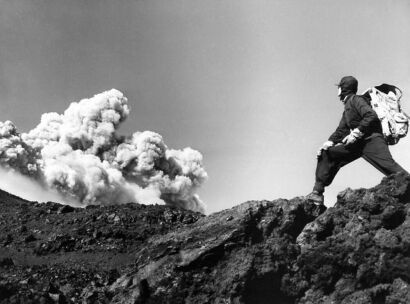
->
[[306, 76, 408, 205]]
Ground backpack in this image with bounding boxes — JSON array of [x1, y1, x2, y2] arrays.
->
[[362, 84, 409, 145]]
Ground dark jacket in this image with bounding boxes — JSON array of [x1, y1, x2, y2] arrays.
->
[[328, 94, 383, 143]]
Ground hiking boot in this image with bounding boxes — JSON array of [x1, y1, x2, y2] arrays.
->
[[305, 191, 324, 205]]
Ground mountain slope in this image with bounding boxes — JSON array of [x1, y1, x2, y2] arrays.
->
[[1, 173, 410, 303]]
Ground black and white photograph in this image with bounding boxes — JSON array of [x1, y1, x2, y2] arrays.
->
[[0, 1, 410, 303]]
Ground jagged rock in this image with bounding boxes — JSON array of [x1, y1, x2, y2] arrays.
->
[[2, 234, 13, 246], [291, 173, 410, 303], [0, 173, 409, 303], [24, 234, 37, 243], [110, 199, 325, 303], [0, 257, 14, 267], [57, 205, 75, 214], [0, 191, 203, 303]]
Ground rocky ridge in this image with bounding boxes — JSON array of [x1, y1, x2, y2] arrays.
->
[[1, 173, 410, 303]]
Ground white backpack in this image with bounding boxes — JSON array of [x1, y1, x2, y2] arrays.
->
[[363, 84, 409, 145]]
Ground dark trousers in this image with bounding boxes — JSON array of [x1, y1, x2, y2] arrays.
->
[[314, 135, 407, 193]]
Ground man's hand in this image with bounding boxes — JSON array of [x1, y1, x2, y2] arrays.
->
[[342, 128, 363, 145], [317, 140, 334, 158]]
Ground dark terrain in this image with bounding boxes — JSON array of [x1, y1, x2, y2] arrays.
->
[[1, 173, 410, 303]]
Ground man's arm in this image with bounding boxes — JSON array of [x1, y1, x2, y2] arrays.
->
[[328, 115, 349, 143], [353, 96, 379, 136]]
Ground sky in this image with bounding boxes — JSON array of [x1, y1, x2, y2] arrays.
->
[[0, 0, 409, 213]]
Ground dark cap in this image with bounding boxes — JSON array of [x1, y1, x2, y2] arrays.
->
[[335, 76, 358, 90], [336, 76, 358, 100]]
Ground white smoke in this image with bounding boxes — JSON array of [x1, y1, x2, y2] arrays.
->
[[0, 89, 207, 213], [0, 167, 77, 206]]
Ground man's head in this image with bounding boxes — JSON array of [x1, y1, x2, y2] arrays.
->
[[336, 76, 358, 101]]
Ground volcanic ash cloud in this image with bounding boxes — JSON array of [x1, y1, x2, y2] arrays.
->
[[0, 89, 208, 213]]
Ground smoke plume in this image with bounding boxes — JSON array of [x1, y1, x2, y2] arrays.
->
[[0, 89, 207, 212]]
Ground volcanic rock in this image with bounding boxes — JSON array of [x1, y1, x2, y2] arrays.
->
[[0, 173, 410, 303]]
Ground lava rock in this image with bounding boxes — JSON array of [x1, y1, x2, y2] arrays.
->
[[1, 173, 410, 303], [57, 205, 75, 214], [0, 257, 14, 267]]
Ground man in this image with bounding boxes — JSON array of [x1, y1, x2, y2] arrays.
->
[[306, 76, 407, 205]]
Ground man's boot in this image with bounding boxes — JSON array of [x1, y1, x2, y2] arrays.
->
[[305, 190, 324, 205]]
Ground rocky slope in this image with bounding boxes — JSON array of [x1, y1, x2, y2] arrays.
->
[[1, 173, 410, 303]]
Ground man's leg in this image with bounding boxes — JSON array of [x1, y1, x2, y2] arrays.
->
[[314, 144, 362, 194], [362, 135, 408, 175]]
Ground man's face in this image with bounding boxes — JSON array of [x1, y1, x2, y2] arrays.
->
[[337, 87, 342, 98]]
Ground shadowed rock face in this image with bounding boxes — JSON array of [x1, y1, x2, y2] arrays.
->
[[1, 173, 410, 303], [110, 198, 324, 304], [292, 172, 410, 304]]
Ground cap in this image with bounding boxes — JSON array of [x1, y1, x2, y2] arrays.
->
[[335, 76, 358, 88]]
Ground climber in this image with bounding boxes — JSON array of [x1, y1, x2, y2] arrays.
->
[[306, 76, 408, 205]]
